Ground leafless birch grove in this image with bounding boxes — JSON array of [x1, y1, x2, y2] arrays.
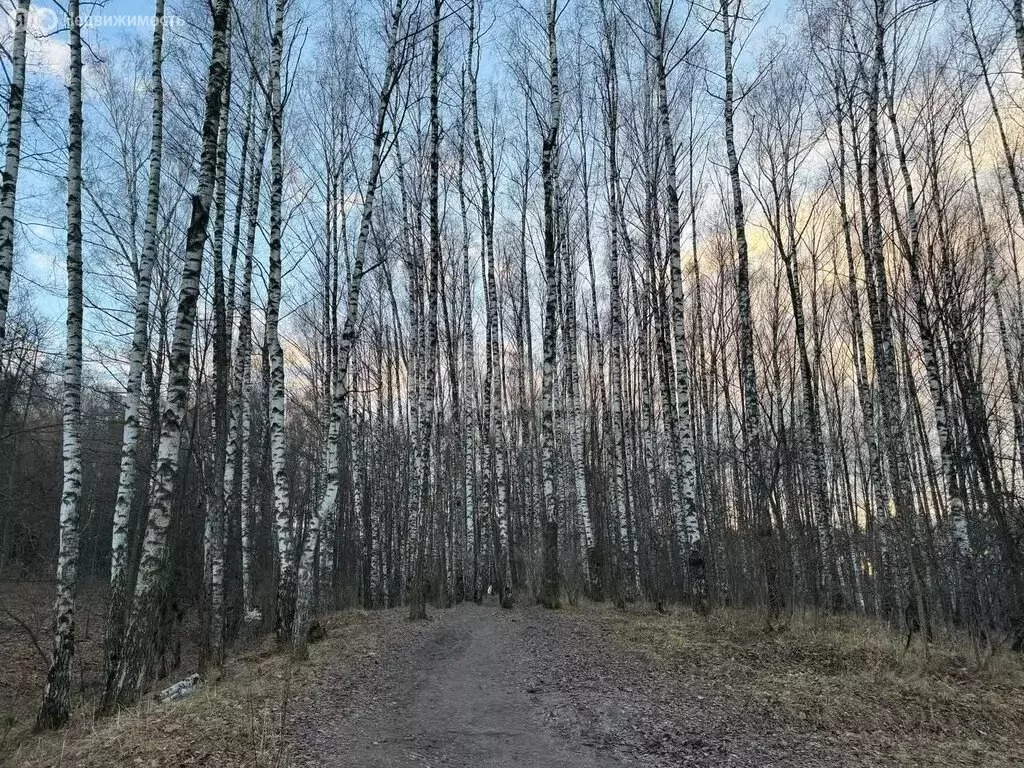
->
[[6, 0, 1024, 730]]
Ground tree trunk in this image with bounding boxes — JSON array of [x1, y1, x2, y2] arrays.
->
[[267, 0, 296, 645], [409, 0, 444, 621], [107, 0, 231, 708], [37, 1, 84, 730], [535, 0, 562, 610], [651, 0, 706, 607], [291, 0, 404, 652], [722, 0, 778, 614], [0, 0, 30, 345], [102, 0, 166, 705]]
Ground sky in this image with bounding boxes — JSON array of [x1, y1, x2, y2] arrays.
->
[[5, 0, 183, 331], [5, 0, 791, 355]]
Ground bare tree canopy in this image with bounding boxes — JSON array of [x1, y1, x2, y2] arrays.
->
[[4, 0, 1024, 762]]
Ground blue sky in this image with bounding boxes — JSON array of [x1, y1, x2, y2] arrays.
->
[[10, 0, 170, 327], [10, 0, 791, 350]]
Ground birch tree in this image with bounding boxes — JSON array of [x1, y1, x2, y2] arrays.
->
[[648, 0, 706, 606], [102, 0, 167, 697], [36, 0, 85, 730], [105, 0, 232, 709], [7, 0, 1024, 705], [267, 0, 296, 645], [538, 0, 562, 609], [409, 0, 445, 620], [291, 0, 409, 652], [0, 0, 30, 346], [721, 0, 780, 614]]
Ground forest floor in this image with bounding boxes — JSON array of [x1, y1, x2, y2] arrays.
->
[[0, 582, 111, 749], [5, 596, 1024, 767]]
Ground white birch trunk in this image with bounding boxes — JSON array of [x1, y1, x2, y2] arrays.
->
[[206, 41, 233, 665], [722, 0, 779, 612], [598, 11, 631, 589], [881, 68, 970, 567], [236, 99, 270, 623], [0, 0, 30, 345], [37, 3, 84, 729], [538, 0, 562, 610], [456, 86, 476, 601], [467, 0, 513, 605], [109, 0, 231, 708], [267, 0, 296, 644], [410, 0, 446, 619], [102, 0, 165, 703], [291, 0, 403, 651], [650, 0, 705, 604]]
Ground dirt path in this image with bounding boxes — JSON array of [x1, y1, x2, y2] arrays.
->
[[287, 601, 811, 768], [289, 601, 624, 767]]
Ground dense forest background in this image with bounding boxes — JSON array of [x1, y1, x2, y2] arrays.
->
[[2, 0, 1024, 729]]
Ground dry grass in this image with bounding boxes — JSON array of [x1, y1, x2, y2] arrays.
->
[[605, 604, 1024, 766], [3, 611, 378, 768]]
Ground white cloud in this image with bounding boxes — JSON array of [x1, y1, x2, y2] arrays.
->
[[0, 3, 71, 77]]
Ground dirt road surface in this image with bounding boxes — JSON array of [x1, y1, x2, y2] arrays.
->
[[288, 601, 824, 767]]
